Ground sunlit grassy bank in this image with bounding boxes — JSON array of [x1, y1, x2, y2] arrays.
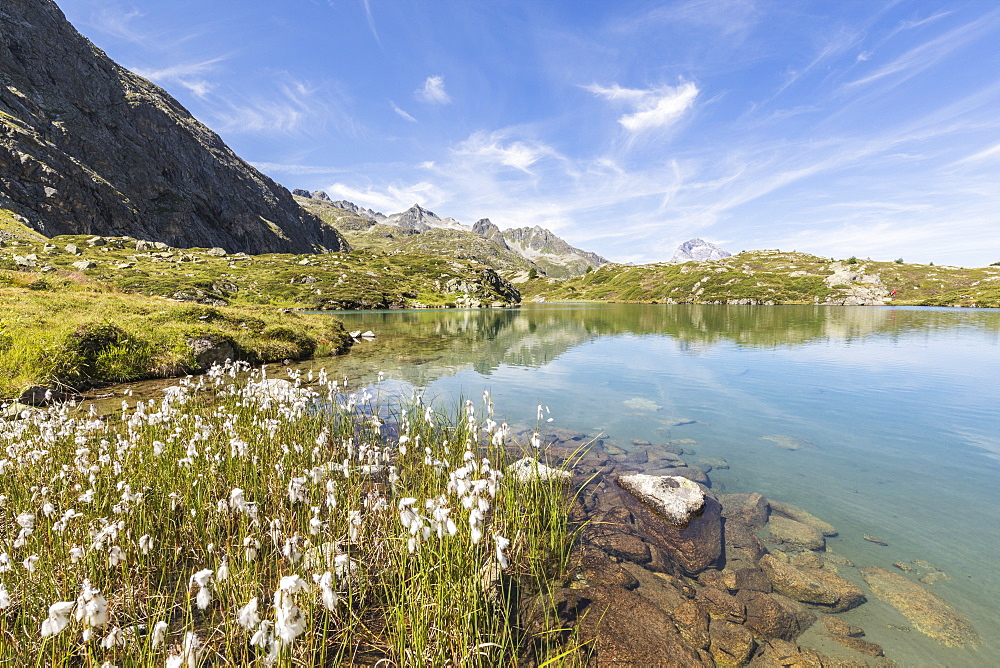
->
[[0, 363, 577, 665], [0, 270, 353, 400]]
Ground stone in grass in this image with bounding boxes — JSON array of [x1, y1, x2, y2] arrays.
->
[[508, 458, 572, 484], [617, 474, 706, 525], [71, 259, 97, 270]]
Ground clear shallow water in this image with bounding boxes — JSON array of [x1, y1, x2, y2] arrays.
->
[[327, 304, 1000, 666]]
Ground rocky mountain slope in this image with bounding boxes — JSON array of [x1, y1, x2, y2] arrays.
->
[[0, 0, 347, 254], [502, 225, 608, 277], [671, 238, 732, 263], [294, 191, 607, 278], [522, 250, 1000, 308]]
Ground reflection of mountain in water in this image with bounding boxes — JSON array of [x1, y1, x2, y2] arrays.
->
[[328, 305, 1000, 385]]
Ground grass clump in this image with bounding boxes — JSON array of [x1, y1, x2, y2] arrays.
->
[[0, 364, 577, 665]]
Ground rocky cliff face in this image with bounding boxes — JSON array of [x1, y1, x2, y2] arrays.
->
[[0, 0, 347, 254], [671, 238, 731, 263]]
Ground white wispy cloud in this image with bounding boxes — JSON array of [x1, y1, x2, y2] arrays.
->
[[949, 141, 1000, 166], [324, 181, 449, 214], [212, 79, 362, 137], [620, 0, 758, 39], [846, 9, 1000, 90], [390, 101, 417, 122], [415, 75, 452, 105], [132, 58, 226, 99], [89, 6, 149, 43], [250, 162, 349, 176], [585, 81, 699, 133], [362, 0, 381, 46], [452, 131, 557, 173]]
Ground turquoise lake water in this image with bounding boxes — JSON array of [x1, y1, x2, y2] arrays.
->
[[326, 303, 1000, 666]]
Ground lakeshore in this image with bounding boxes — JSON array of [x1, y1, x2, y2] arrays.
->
[[7, 303, 997, 665]]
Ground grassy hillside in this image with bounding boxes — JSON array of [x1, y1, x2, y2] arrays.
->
[[522, 250, 1000, 308], [0, 233, 519, 310]]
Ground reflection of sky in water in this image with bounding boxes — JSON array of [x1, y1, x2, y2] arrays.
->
[[334, 304, 1000, 665]]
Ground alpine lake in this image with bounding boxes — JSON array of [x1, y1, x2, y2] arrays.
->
[[103, 302, 1000, 665]]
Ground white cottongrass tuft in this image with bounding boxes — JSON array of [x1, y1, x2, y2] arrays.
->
[[40, 601, 75, 637]]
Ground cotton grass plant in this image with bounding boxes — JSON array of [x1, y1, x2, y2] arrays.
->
[[0, 361, 579, 666]]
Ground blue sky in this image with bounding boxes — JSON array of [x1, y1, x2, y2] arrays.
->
[[57, 0, 1000, 266]]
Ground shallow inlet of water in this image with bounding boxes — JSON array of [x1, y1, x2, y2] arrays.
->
[[318, 303, 1000, 667]]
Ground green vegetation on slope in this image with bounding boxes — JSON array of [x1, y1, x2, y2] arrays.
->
[[522, 250, 1000, 308], [1, 233, 519, 311]]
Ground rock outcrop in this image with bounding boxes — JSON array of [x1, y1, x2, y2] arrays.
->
[[672, 238, 732, 263], [822, 261, 890, 305], [0, 0, 347, 254]]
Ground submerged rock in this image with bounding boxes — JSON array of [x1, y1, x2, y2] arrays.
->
[[759, 555, 865, 612], [768, 500, 837, 537], [767, 516, 826, 551], [822, 615, 865, 638], [760, 434, 814, 451], [709, 618, 756, 666], [859, 566, 979, 648], [622, 397, 662, 411]]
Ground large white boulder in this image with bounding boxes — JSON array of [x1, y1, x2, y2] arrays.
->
[[617, 474, 705, 525]]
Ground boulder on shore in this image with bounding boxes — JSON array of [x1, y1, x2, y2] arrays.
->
[[617, 474, 705, 525]]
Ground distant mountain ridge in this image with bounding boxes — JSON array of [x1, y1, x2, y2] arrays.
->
[[294, 191, 608, 278], [0, 0, 347, 254]]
